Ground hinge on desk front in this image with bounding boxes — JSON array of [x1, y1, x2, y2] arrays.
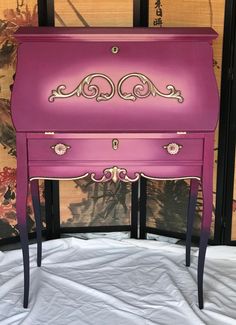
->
[[44, 132, 55, 134]]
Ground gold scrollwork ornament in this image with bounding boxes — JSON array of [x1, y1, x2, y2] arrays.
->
[[91, 166, 140, 183], [48, 73, 115, 102], [117, 72, 184, 103]]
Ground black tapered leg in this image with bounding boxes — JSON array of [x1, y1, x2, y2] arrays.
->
[[198, 134, 214, 309], [16, 133, 29, 308], [186, 179, 199, 267], [131, 181, 139, 238], [18, 223, 30, 308], [140, 177, 147, 239], [31, 179, 42, 267], [198, 178, 213, 309]]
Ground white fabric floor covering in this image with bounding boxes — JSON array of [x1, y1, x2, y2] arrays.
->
[[1, 237, 236, 325]]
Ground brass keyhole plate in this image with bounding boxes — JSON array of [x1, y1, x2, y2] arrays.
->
[[112, 139, 119, 150]]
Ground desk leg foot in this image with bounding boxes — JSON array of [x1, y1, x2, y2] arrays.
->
[[198, 229, 210, 310], [31, 179, 42, 267], [20, 224, 29, 309], [186, 179, 199, 267]]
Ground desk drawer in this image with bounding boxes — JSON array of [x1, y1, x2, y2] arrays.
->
[[28, 137, 203, 162]]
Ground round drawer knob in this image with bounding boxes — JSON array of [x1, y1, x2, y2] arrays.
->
[[111, 46, 119, 54], [163, 143, 183, 155], [51, 143, 71, 155]]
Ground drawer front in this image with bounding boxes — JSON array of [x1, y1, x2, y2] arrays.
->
[[28, 137, 203, 162]]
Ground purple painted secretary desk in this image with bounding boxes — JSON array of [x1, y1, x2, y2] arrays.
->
[[11, 27, 219, 309]]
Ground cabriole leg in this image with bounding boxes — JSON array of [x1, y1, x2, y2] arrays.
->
[[16, 133, 29, 308], [186, 178, 199, 267], [31, 179, 42, 267], [198, 179, 213, 309], [198, 135, 214, 309]]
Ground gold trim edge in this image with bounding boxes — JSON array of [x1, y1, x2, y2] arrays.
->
[[29, 171, 200, 183]]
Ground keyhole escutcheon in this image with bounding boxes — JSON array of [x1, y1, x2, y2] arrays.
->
[[112, 139, 119, 150]]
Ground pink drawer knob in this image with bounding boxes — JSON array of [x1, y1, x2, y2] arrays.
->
[[163, 143, 183, 155], [51, 143, 71, 155]]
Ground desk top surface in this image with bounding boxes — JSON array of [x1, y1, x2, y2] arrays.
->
[[14, 27, 218, 42]]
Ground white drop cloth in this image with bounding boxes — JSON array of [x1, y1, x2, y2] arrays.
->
[[1, 237, 236, 325]]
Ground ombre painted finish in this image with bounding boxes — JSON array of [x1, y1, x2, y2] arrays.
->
[[12, 27, 219, 309], [11, 27, 218, 133]]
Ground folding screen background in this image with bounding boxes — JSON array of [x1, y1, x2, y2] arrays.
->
[[54, 0, 133, 27], [0, 0, 231, 240]]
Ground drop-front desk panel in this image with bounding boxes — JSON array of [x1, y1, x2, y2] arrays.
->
[[11, 27, 219, 309]]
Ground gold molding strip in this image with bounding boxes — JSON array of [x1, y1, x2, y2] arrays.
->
[[29, 173, 89, 181], [140, 174, 200, 181], [48, 73, 115, 102], [117, 73, 184, 103]]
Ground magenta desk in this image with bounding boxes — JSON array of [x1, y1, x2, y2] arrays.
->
[[11, 27, 219, 309]]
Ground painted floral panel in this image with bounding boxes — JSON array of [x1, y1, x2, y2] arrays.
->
[[54, 0, 133, 27]]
